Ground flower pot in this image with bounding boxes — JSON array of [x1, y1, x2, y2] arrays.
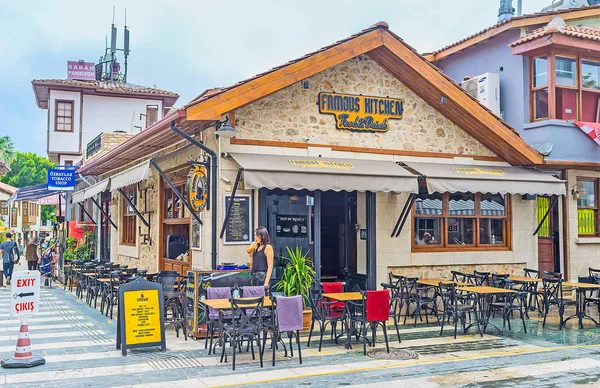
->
[[302, 309, 312, 330]]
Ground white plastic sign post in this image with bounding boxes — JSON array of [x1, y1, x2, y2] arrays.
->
[[10, 271, 40, 319]]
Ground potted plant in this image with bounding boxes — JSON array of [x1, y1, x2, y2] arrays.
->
[[274, 246, 316, 330]]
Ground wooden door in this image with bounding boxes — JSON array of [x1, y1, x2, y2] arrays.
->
[[537, 197, 555, 274]]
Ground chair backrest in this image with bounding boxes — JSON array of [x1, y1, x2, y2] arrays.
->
[[589, 268, 600, 277], [322, 282, 345, 310], [365, 290, 390, 322], [126, 268, 138, 275], [524, 268, 540, 278], [491, 274, 509, 288], [451, 271, 466, 282], [230, 296, 264, 331], [438, 282, 458, 312], [542, 277, 563, 303], [402, 277, 418, 295], [156, 272, 178, 293], [275, 295, 303, 332], [242, 285, 266, 298], [543, 270, 562, 280], [463, 273, 476, 285], [473, 271, 490, 286], [389, 273, 404, 286], [206, 287, 232, 319], [309, 287, 324, 319]]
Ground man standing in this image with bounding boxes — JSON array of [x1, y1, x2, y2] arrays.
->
[[0, 232, 19, 286], [25, 238, 40, 271]]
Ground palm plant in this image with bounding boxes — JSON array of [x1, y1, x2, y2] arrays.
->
[[0, 136, 15, 165], [274, 246, 316, 307]]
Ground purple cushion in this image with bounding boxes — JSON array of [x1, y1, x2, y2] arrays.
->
[[276, 295, 303, 332], [206, 287, 231, 319], [243, 286, 265, 298]]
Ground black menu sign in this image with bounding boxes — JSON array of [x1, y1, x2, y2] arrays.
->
[[223, 194, 253, 245]]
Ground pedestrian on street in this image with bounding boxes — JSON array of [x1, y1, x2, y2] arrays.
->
[[0, 232, 20, 286], [25, 238, 40, 271]]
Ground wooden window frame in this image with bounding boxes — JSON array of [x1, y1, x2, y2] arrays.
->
[[54, 99, 74, 132], [121, 185, 137, 246], [577, 177, 599, 237], [145, 105, 159, 128], [412, 192, 511, 252], [0, 200, 7, 216]]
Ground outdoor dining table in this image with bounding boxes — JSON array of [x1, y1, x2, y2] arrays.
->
[[417, 278, 472, 287], [200, 297, 273, 310], [562, 282, 600, 328], [508, 275, 542, 283], [457, 285, 517, 336], [321, 292, 364, 349]]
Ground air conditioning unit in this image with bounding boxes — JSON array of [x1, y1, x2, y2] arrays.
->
[[461, 73, 501, 117]]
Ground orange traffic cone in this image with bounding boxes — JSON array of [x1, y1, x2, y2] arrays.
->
[[1, 323, 45, 368]]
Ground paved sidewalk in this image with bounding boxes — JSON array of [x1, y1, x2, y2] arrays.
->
[[2, 285, 600, 387]]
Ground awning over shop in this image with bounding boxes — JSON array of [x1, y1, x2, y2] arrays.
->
[[230, 153, 419, 193], [71, 189, 85, 203], [402, 162, 566, 196], [8, 183, 63, 203], [110, 160, 151, 191], [83, 179, 110, 199]]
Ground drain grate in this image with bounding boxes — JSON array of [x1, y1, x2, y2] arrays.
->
[[367, 349, 419, 360]]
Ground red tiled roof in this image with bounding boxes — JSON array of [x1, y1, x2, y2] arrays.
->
[[32, 79, 179, 109], [510, 17, 600, 46], [427, 5, 600, 58]]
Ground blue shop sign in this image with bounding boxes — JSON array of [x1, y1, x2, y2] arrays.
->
[[47, 169, 75, 191]]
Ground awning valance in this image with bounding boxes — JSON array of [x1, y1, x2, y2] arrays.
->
[[84, 179, 110, 199], [230, 153, 418, 193], [8, 183, 74, 203], [110, 160, 151, 191], [71, 190, 85, 203], [402, 162, 566, 196]]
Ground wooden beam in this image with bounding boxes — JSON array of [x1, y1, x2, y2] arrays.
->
[[511, 35, 553, 56], [377, 32, 543, 165], [186, 29, 385, 121]]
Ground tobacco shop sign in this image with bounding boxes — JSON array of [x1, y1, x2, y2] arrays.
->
[[318, 92, 403, 132]]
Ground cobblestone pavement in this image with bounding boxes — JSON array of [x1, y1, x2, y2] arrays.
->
[[2, 285, 600, 387]]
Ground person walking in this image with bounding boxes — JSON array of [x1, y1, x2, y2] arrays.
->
[[0, 232, 19, 286], [25, 238, 40, 271]]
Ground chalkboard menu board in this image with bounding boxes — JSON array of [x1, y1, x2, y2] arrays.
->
[[223, 194, 253, 245]]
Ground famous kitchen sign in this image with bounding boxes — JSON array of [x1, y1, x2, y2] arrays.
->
[[318, 92, 403, 132]]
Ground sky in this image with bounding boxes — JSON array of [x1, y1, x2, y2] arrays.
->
[[0, 0, 555, 157]]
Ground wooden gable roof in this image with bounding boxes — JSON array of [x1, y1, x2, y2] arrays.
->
[[185, 23, 542, 166]]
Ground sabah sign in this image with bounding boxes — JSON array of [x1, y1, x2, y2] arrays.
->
[[67, 61, 96, 80], [187, 164, 209, 213], [318, 92, 403, 132], [47, 169, 75, 191], [10, 271, 40, 319], [117, 278, 166, 356]]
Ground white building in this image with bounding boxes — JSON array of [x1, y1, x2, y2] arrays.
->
[[31, 79, 179, 165], [0, 182, 41, 245]]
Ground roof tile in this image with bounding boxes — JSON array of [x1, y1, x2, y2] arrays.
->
[[32, 79, 179, 97], [510, 16, 600, 46]]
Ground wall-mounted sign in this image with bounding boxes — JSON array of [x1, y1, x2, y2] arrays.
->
[[67, 61, 96, 81], [276, 215, 308, 237], [288, 159, 354, 170], [318, 92, 403, 132], [187, 165, 209, 213], [452, 167, 505, 176], [223, 194, 253, 245], [47, 169, 75, 191]]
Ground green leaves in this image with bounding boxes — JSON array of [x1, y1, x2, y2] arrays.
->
[[0, 136, 15, 165], [274, 246, 316, 307], [0, 151, 55, 188]]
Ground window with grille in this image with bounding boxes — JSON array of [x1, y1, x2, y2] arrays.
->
[[577, 179, 598, 236]]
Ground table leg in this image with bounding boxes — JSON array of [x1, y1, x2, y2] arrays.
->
[[564, 288, 599, 329]]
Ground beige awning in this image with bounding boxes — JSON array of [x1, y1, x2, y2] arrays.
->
[[71, 189, 85, 204], [83, 179, 110, 199], [110, 160, 151, 191], [402, 161, 566, 196], [230, 153, 418, 193]]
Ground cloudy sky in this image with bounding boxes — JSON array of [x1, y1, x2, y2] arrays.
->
[[0, 0, 554, 156]]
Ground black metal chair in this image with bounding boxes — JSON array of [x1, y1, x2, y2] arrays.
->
[[542, 277, 576, 330], [438, 282, 479, 339], [404, 278, 439, 327], [306, 287, 346, 351], [491, 279, 528, 333], [583, 275, 600, 317], [219, 296, 265, 371], [451, 271, 467, 283], [473, 271, 490, 286], [543, 270, 562, 280], [380, 283, 402, 343], [348, 290, 390, 355], [524, 268, 544, 314], [156, 271, 188, 340]]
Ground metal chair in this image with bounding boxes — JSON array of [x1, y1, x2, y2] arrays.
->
[[524, 268, 544, 314], [380, 283, 402, 343], [404, 278, 439, 327], [205, 287, 232, 355], [491, 279, 528, 333], [266, 295, 303, 366], [451, 271, 467, 283], [306, 287, 346, 351], [473, 271, 490, 286], [156, 271, 187, 340], [542, 277, 575, 330], [438, 282, 479, 339], [349, 290, 390, 355]]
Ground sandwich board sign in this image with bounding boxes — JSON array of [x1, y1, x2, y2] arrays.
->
[[116, 278, 166, 356]]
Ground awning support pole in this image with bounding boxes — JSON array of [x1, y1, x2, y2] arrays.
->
[[220, 168, 243, 239], [79, 203, 95, 223], [117, 188, 150, 229], [395, 194, 417, 238], [391, 193, 416, 238], [533, 196, 558, 236], [150, 159, 203, 227], [91, 197, 117, 229], [170, 121, 217, 270]]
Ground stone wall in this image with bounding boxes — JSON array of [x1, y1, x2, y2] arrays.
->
[[388, 263, 525, 279], [85, 132, 134, 161], [234, 55, 495, 157]]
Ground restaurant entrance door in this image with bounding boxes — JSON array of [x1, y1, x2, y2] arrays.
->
[[537, 196, 560, 274]]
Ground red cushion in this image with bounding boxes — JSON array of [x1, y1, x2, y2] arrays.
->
[[322, 282, 345, 310], [366, 290, 390, 322]]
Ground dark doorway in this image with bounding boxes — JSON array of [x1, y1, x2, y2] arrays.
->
[[537, 196, 560, 275], [320, 191, 357, 280]]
